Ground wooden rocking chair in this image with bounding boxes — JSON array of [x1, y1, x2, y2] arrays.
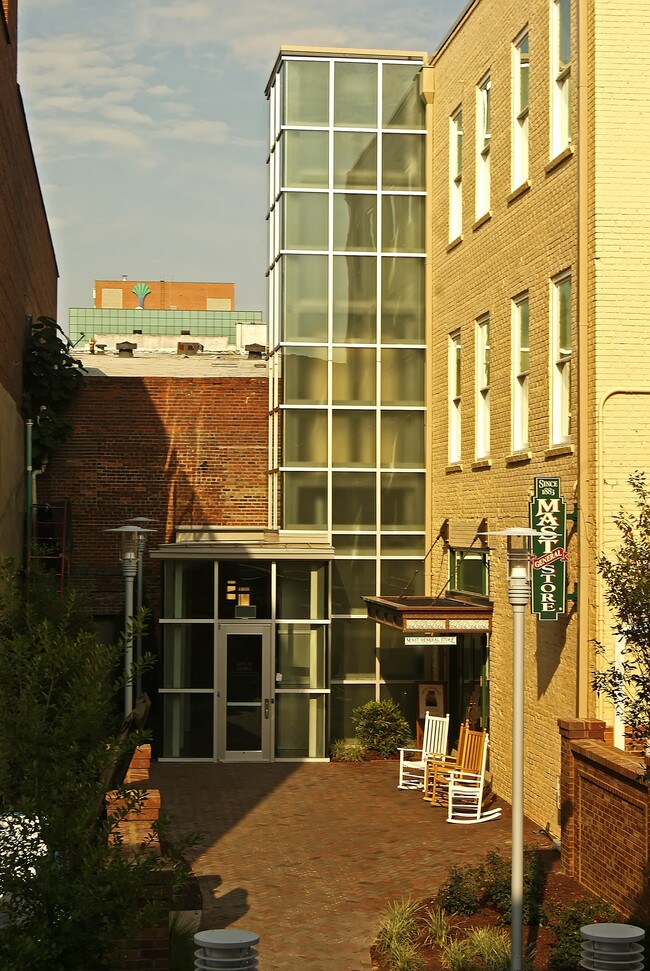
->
[[397, 712, 449, 790], [424, 723, 487, 805], [447, 732, 502, 824]]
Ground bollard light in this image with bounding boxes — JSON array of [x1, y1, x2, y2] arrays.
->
[[194, 928, 259, 969]]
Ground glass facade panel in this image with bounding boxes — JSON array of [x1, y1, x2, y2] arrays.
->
[[282, 192, 328, 250], [162, 624, 214, 688], [283, 347, 328, 404], [283, 410, 328, 466], [217, 561, 272, 619], [332, 347, 376, 405], [379, 682, 417, 729], [283, 130, 329, 188], [382, 195, 425, 252], [381, 534, 425, 556], [333, 533, 377, 555], [332, 411, 375, 467], [163, 561, 214, 619], [282, 255, 328, 342], [380, 411, 424, 467], [382, 63, 424, 129], [332, 472, 376, 530], [380, 559, 424, 597], [276, 624, 326, 687], [380, 472, 425, 530], [331, 617, 377, 678], [275, 693, 326, 758], [382, 134, 425, 190], [283, 471, 328, 529], [334, 61, 378, 128], [276, 564, 327, 620], [161, 693, 213, 759], [332, 256, 377, 342], [334, 132, 377, 189], [283, 59, 329, 126], [381, 348, 425, 404], [379, 625, 425, 679], [331, 557, 376, 614], [381, 259, 425, 342], [333, 194, 377, 251], [330, 682, 375, 739]]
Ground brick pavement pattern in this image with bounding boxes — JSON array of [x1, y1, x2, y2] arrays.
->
[[151, 761, 540, 971]]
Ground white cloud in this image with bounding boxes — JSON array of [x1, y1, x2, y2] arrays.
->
[[147, 84, 176, 96]]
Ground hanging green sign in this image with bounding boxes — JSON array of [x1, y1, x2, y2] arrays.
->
[[529, 476, 567, 621]]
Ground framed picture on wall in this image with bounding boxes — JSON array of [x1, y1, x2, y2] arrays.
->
[[417, 681, 446, 719]]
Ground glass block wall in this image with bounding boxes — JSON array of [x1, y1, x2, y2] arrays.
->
[[266, 52, 427, 737], [68, 309, 263, 345]]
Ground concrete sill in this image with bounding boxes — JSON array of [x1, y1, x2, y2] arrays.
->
[[446, 463, 463, 473], [471, 459, 492, 470], [545, 145, 574, 175], [545, 443, 575, 459], [505, 450, 532, 465], [447, 235, 463, 252], [472, 211, 492, 232], [507, 181, 531, 205]]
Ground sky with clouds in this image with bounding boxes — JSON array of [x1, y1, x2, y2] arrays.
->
[[18, 0, 467, 325]]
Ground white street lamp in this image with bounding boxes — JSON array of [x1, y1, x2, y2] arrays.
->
[[481, 527, 540, 971], [106, 525, 154, 717], [126, 517, 158, 697]]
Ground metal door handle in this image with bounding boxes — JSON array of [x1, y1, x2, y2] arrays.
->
[[264, 699, 270, 719]]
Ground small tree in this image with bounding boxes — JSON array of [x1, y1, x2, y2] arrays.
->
[[0, 561, 175, 971], [592, 471, 650, 752], [22, 315, 85, 469]]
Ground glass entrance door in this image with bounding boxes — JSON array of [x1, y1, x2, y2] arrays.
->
[[217, 623, 273, 761]]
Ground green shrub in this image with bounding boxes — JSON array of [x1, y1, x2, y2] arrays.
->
[[436, 863, 483, 916], [422, 905, 458, 947], [351, 700, 411, 757], [481, 848, 545, 925], [441, 926, 517, 970], [545, 896, 619, 971], [376, 898, 420, 960], [330, 738, 367, 762]]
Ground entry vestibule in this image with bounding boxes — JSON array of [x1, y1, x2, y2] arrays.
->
[[152, 529, 334, 762]]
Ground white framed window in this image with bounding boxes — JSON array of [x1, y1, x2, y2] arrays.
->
[[475, 315, 490, 459], [551, 0, 571, 157], [511, 293, 530, 452], [550, 272, 572, 444], [449, 107, 463, 241], [512, 29, 529, 188], [476, 74, 491, 218], [449, 330, 462, 464]]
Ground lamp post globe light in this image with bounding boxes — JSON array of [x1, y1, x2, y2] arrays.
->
[[126, 517, 158, 697], [106, 524, 155, 717], [481, 527, 540, 971]]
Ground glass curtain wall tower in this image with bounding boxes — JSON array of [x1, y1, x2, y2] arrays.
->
[[266, 49, 428, 736]]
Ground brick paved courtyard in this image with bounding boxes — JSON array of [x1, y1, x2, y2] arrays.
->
[[151, 761, 543, 971]]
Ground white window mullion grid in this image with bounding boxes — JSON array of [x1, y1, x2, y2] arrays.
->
[[511, 293, 530, 452], [512, 29, 529, 188], [551, 0, 571, 157], [476, 75, 491, 218], [550, 272, 572, 444], [449, 330, 462, 464], [449, 107, 463, 241], [475, 315, 490, 459]]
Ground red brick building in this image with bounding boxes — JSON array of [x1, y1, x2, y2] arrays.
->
[[0, 0, 58, 557]]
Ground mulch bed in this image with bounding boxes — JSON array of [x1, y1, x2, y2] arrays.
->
[[369, 846, 598, 970]]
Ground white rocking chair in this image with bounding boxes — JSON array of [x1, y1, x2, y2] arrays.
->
[[398, 712, 449, 790], [446, 732, 502, 824]]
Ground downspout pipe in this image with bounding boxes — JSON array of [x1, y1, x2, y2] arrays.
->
[[25, 420, 33, 566], [577, 0, 590, 718]]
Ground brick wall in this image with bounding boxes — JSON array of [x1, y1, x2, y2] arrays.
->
[[94, 279, 235, 311], [428, 0, 578, 835], [108, 744, 173, 971], [0, 1, 58, 558], [559, 718, 650, 923], [39, 374, 269, 615]]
